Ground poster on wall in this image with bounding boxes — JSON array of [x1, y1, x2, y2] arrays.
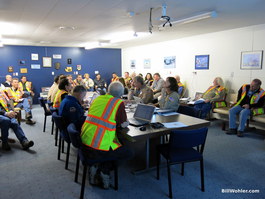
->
[[164, 56, 176, 69], [19, 60, 26, 65], [77, 65, 82, 70], [144, 59, 151, 69], [240, 50, 263, 70], [8, 66, 14, 73], [54, 62, 61, 70], [53, 54, 62, 59], [130, 60, 136, 69], [195, 55, 209, 70], [31, 53, 39, 61], [31, 64, 41, 69], [43, 57, 52, 67], [20, 68, 28, 73], [65, 67, 72, 72]]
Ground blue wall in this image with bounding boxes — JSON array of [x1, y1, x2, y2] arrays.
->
[[0, 45, 121, 103]]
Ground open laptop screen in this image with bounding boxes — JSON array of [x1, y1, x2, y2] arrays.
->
[[133, 104, 155, 121]]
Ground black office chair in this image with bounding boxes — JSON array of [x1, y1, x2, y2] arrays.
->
[[67, 123, 118, 199], [38, 97, 52, 132], [52, 112, 71, 170], [156, 127, 208, 198], [49, 106, 58, 144], [177, 105, 199, 118]]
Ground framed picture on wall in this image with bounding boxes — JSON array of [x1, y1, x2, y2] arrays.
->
[[130, 60, 136, 69], [43, 57, 52, 67], [195, 55, 209, 70], [19, 60, 26, 65], [240, 50, 263, 70], [20, 68, 28, 73], [164, 56, 176, 69], [144, 59, 151, 69]]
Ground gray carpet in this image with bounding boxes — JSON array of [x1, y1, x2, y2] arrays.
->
[[0, 106, 264, 199]]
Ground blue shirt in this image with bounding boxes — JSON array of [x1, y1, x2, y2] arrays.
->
[[59, 95, 85, 130]]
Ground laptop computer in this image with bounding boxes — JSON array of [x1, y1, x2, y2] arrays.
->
[[129, 104, 156, 127]]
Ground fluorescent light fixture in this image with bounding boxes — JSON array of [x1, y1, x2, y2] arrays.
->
[[175, 11, 217, 25], [84, 42, 100, 50], [0, 22, 22, 35], [160, 11, 217, 28]]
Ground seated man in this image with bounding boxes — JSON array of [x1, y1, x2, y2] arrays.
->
[[193, 77, 226, 119], [74, 74, 85, 86], [6, 78, 36, 125], [111, 72, 119, 82], [94, 74, 107, 94], [81, 81, 132, 189], [175, 75, 185, 97], [83, 73, 94, 91], [18, 75, 34, 97], [59, 85, 86, 131], [151, 73, 165, 99], [2, 75, 12, 88], [227, 79, 265, 137], [128, 75, 154, 104], [0, 88, 34, 150]]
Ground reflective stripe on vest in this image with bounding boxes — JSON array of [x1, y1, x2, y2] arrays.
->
[[252, 108, 264, 116], [53, 90, 67, 108], [7, 88, 21, 106], [250, 89, 265, 104], [236, 85, 265, 106], [0, 91, 9, 112], [81, 95, 122, 151]]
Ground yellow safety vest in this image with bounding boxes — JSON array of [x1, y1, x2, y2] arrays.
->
[[18, 81, 32, 92], [81, 94, 123, 151], [6, 88, 22, 106], [235, 84, 265, 116], [0, 91, 10, 112], [53, 90, 68, 108]]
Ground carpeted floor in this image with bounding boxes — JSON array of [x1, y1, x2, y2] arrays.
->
[[0, 105, 264, 199]]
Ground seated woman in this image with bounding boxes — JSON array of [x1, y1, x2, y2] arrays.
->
[[144, 73, 153, 87], [193, 77, 226, 119], [118, 77, 128, 95], [53, 78, 72, 109], [158, 77, 180, 111]]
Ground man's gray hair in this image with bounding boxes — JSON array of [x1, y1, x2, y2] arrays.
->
[[108, 81, 124, 98]]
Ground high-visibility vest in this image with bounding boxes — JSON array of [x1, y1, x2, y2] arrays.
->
[[236, 84, 265, 106], [252, 108, 264, 116], [111, 77, 119, 82], [81, 94, 123, 151], [18, 81, 32, 92], [6, 87, 22, 106], [204, 85, 225, 98], [0, 90, 10, 112], [53, 90, 68, 108]]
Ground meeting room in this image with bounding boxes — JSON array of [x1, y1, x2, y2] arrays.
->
[[0, 1, 265, 199]]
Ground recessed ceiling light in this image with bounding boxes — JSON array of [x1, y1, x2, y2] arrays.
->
[[39, 41, 51, 44], [58, 26, 76, 30]]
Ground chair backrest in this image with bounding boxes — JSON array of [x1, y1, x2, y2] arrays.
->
[[38, 97, 49, 113], [177, 105, 198, 118], [169, 128, 208, 153], [67, 123, 82, 148], [52, 112, 70, 143]]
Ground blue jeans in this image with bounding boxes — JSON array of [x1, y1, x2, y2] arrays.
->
[[15, 98, 32, 118], [194, 102, 212, 119], [229, 105, 250, 131], [0, 115, 27, 143]]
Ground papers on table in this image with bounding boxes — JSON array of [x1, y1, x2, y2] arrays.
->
[[160, 112, 179, 116], [162, 122, 187, 128], [187, 98, 205, 105]]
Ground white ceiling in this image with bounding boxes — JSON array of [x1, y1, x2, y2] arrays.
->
[[0, 0, 265, 48]]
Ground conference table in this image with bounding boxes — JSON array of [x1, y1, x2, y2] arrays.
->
[[119, 111, 210, 173]]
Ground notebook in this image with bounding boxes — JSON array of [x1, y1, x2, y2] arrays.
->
[[187, 92, 204, 105], [129, 104, 156, 127]]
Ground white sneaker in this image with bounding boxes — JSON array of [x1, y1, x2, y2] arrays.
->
[[100, 171, 110, 189], [89, 165, 99, 185]]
